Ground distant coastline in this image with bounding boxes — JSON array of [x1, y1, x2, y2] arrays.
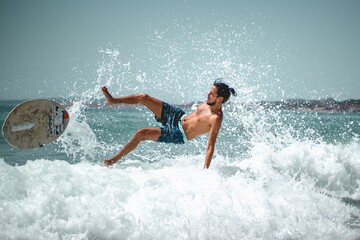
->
[[257, 98, 360, 113], [1, 98, 360, 112]]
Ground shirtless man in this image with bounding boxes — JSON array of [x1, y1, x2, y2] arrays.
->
[[101, 80, 236, 168]]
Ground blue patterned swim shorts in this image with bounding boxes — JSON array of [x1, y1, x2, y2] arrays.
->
[[156, 102, 187, 144]]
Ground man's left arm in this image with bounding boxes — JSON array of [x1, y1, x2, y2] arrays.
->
[[204, 116, 222, 169]]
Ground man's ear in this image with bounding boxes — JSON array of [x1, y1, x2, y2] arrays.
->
[[217, 96, 224, 103]]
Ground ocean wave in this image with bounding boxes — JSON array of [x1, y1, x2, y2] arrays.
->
[[1, 143, 359, 240]]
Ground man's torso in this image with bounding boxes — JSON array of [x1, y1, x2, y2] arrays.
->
[[181, 102, 223, 140]]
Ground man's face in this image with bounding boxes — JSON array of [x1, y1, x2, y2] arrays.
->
[[207, 86, 219, 106]]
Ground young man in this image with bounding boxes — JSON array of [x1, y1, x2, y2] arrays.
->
[[101, 80, 236, 168]]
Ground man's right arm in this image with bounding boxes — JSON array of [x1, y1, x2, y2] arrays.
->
[[203, 115, 222, 169]]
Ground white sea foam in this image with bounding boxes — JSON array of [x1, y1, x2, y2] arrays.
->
[[1, 140, 359, 240]]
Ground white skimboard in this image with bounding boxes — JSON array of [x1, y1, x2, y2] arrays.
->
[[2, 99, 70, 149]]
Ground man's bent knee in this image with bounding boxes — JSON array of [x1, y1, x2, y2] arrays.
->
[[138, 94, 150, 103], [134, 128, 160, 141], [135, 128, 150, 140]]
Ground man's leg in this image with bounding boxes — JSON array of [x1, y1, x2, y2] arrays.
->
[[104, 128, 161, 166], [101, 86, 164, 166], [101, 86, 162, 118]]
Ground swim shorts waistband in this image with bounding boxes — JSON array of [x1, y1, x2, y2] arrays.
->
[[179, 115, 188, 143]]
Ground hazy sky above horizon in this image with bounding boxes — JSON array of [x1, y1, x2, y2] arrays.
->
[[1, 0, 359, 101]]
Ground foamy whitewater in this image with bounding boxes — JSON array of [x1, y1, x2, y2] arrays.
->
[[1, 22, 360, 239]]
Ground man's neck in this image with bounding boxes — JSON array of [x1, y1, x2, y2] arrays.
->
[[209, 104, 222, 114]]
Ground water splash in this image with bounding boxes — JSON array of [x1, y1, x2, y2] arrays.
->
[[52, 21, 283, 163], [54, 20, 358, 165]]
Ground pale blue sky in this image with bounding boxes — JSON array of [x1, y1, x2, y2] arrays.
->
[[0, 0, 359, 101]]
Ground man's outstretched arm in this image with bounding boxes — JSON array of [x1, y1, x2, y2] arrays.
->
[[204, 116, 222, 169]]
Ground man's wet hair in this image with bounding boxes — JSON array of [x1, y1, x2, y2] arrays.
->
[[213, 79, 237, 103]]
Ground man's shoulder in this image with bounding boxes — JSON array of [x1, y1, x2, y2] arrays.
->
[[210, 113, 223, 123], [193, 102, 207, 113], [197, 102, 207, 108]]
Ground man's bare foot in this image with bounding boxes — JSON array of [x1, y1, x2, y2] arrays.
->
[[101, 86, 115, 105], [104, 159, 116, 167]]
